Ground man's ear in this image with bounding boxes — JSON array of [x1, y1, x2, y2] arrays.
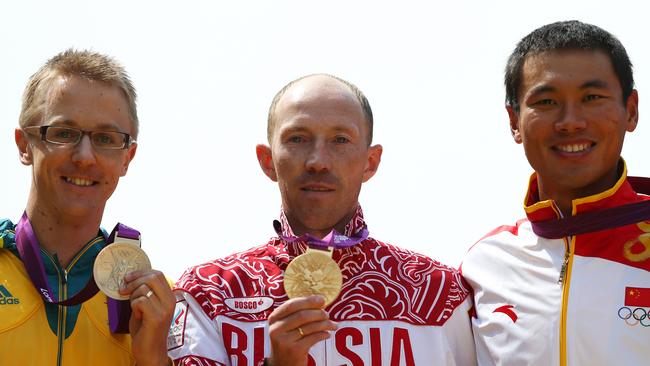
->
[[256, 144, 277, 182], [507, 106, 523, 144], [119, 143, 138, 176], [362, 144, 382, 183], [625, 89, 639, 133], [15, 128, 33, 166]]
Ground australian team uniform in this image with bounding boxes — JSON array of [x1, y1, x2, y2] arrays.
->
[[462, 163, 650, 365], [0, 219, 134, 366], [169, 206, 476, 365]]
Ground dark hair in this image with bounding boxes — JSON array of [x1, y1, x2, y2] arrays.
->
[[505, 20, 634, 112], [267, 74, 374, 145]]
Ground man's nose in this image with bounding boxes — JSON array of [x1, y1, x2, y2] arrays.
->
[[555, 102, 587, 133], [305, 140, 331, 172], [71, 135, 98, 166]]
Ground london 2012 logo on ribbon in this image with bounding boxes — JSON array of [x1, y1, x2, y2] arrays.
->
[[618, 287, 650, 327]]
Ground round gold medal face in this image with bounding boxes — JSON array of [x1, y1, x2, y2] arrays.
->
[[93, 242, 151, 300], [284, 250, 342, 306]]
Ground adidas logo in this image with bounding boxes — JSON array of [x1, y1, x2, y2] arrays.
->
[[0, 285, 20, 305]]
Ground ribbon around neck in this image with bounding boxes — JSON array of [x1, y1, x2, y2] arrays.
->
[[531, 177, 650, 239], [15, 212, 139, 333], [273, 220, 369, 251]]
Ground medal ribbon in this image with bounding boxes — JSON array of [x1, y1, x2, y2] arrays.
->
[[531, 177, 650, 239], [273, 220, 369, 251], [15, 211, 139, 333]]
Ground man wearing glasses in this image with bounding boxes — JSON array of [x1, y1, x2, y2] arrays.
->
[[0, 49, 174, 365]]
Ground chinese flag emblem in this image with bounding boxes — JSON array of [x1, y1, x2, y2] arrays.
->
[[625, 287, 650, 307]]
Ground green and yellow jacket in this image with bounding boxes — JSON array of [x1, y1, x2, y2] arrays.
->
[[0, 219, 134, 366]]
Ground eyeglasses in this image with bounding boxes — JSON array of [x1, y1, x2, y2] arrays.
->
[[23, 125, 135, 150]]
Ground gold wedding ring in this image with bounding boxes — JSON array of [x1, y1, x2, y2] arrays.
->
[[298, 327, 304, 337]]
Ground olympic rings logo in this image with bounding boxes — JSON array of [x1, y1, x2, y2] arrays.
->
[[618, 307, 650, 327]]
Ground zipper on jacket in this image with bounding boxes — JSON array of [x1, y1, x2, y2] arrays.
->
[[44, 252, 67, 366], [559, 236, 575, 366], [554, 203, 570, 286], [40, 237, 103, 366], [57, 282, 68, 366], [558, 241, 570, 285]]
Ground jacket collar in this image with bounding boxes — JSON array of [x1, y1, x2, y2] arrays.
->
[[524, 159, 638, 223], [277, 204, 366, 256]]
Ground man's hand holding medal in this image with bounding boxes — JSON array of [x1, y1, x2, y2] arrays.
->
[[94, 232, 175, 366], [266, 223, 368, 366]]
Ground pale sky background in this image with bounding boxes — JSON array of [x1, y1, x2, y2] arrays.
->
[[1, 0, 648, 280]]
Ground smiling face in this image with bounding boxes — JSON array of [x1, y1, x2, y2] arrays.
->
[[16, 74, 137, 220], [257, 76, 382, 238], [509, 49, 638, 210]]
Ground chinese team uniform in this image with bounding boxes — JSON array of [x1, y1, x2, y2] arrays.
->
[[169, 207, 476, 365], [462, 166, 650, 365]]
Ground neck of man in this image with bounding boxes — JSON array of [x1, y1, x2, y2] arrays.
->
[[287, 210, 355, 240], [25, 193, 104, 268], [538, 166, 622, 218]]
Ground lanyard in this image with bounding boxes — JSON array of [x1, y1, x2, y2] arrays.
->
[[531, 177, 650, 239], [15, 212, 139, 333], [273, 219, 369, 251]]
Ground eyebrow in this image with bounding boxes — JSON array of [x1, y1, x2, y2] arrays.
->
[[580, 79, 610, 90], [527, 79, 611, 99], [280, 124, 358, 134], [46, 118, 125, 132], [331, 126, 357, 133], [279, 125, 310, 135], [527, 85, 556, 99]]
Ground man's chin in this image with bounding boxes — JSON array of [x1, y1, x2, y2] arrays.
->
[[55, 201, 104, 220]]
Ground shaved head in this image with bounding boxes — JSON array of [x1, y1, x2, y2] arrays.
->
[[267, 74, 373, 145]]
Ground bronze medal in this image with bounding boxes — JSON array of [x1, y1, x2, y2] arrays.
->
[[284, 249, 342, 306], [93, 242, 151, 300]]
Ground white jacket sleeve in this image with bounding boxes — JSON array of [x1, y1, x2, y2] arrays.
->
[[443, 296, 477, 366], [167, 290, 229, 366]]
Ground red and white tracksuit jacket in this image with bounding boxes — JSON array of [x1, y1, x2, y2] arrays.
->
[[461, 167, 650, 365], [168, 207, 476, 365]]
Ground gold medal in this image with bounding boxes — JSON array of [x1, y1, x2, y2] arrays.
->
[[93, 242, 151, 300], [284, 249, 342, 306]]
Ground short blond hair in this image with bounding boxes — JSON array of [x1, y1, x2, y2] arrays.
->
[[19, 49, 139, 137]]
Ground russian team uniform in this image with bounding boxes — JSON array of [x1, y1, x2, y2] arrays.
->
[[169, 207, 476, 365], [462, 166, 650, 365]]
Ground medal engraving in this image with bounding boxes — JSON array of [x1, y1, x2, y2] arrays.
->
[[94, 242, 151, 300], [284, 250, 342, 306]]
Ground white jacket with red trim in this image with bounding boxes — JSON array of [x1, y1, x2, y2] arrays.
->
[[168, 207, 476, 366], [461, 167, 650, 366]]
